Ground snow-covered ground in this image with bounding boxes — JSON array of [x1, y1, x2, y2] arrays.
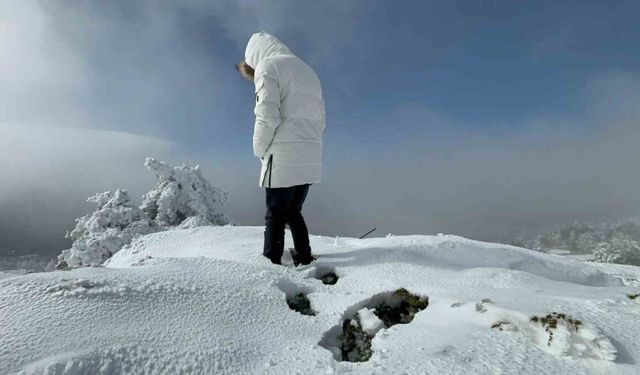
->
[[549, 249, 596, 262], [2, 226, 640, 374]]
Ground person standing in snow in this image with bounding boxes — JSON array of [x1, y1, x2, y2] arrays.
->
[[236, 32, 325, 266]]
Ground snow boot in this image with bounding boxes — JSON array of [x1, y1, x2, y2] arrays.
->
[[263, 254, 282, 265], [289, 248, 317, 267]]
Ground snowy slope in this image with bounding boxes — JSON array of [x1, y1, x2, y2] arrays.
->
[[2, 226, 640, 374]]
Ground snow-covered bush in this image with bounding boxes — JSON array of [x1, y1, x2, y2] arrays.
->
[[575, 231, 598, 254], [57, 190, 156, 268], [522, 221, 602, 254], [141, 158, 230, 228], [0, 254, 56, 272], [501, 217, 640, 265], [57, 159, 231, 269], [593, 233, 640, 266]]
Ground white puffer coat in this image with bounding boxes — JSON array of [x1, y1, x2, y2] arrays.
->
[[245, 32, 325, 188]]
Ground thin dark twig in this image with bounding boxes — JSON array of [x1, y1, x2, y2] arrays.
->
[[359, 227, 377, 239]]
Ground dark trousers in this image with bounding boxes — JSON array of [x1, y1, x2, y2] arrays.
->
[[263, 183, 312, 262]]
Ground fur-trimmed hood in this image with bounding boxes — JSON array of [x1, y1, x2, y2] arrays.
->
[[244, 32, 293, 69]]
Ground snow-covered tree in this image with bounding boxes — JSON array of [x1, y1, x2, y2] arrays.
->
[[593, 233, 640, 266], [0, 254, 55, 272], [141, 158, 230, 228], [57, 158, 232, 269], [501, 217, 640, 262], [57, 190, 156, 268], [554, 222, 597, 253], [575, 231, 598, 254]]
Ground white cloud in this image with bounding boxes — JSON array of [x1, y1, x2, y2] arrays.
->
[[0, 124, 177, 194], [307, 71, 640, 240], [0, 124, 179, 255], [0, 1, 223, 133]]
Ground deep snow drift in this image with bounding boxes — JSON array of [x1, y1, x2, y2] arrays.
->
[[2, 226, 640, 374]]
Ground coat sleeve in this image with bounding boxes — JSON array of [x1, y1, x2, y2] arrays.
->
[[252, 61, 281, 159]]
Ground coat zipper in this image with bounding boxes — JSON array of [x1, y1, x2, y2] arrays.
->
[[261, 154, 273, 188], [268, 154, 273, 188]]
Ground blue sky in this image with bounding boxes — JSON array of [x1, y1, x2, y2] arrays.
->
[[154, 0, 640, 154], [14, 0, 638, 154], [1, 0, 640, 255]]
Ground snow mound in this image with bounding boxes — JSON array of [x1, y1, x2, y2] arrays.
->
[[3, 226, 640, 374], [109, 227, 622, 287], [19, 344, 250, 374], [357, 308, 385, 336]]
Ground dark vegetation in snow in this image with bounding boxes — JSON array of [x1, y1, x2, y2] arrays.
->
[[491, 321, 517, 331], [319, 272, 339, 285], [286, 293, 315, 316], [373, 288, 429, 327], [530, 312, 582, 346], [321, 288, 429, 362], [340, 314, 373, 362], [277, 278, 315, 316], [308, 265, 339, 285]]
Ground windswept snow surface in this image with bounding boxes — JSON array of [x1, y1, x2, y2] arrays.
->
[[2, 226, 640, 374]]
